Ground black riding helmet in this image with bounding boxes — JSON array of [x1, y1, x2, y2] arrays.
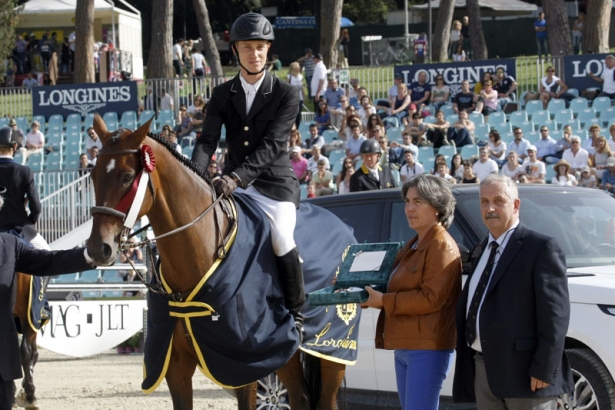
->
[[360, 139, 382, 155], [0, 126, 13, 146], [230, 13, 274, 76]]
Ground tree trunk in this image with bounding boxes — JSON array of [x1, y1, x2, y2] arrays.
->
[[319, 0, 343, 69], [192, 0, 223, 79], [584, 0, 610, 53], [542, 0, 573, 57], [432, 0, 456, 62], [147, 0, 173, 80], [74, 0, 95, 83], [466, 0, 487, 60]]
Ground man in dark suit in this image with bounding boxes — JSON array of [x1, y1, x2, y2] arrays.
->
[[453, 174, 573, 409], [349, 139, 397, 192], [142, 87, 159, 113], [0, 126, 49, 250], [191, 13, 305, 337], [0, 187, 95, 410]]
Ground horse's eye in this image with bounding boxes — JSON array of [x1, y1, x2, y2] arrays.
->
[[122, 173, 135, 186]]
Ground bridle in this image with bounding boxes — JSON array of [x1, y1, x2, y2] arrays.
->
[[90, 144, 236, 301]]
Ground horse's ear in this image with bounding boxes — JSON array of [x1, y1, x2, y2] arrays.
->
[[127, 116, 154, 147], [92, 113, 110, 142]]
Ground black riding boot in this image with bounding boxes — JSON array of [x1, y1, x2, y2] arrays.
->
[[276, 248, 306, 342]]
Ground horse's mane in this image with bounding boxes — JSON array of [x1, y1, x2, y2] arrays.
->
[[145, 132, 210, 182]]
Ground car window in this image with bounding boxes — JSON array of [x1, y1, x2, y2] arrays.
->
[[457, 191, 615, 268], [389, 201, 469, 249], [321, 201, 384, 243]]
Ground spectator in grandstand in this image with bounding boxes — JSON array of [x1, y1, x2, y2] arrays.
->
[[21, 72, 38, 90], [310, 53, 327, 106], [338, 166, 354, 195], [507, 127, 531, 162], [359, 96, 377, 128], [539, 66, 572, 109], [324, 78, 345, 113], [307, 145, 330, 173], [18, 121, 44, 164], [461, 161, 478, 183], [376, 73, 405, 112], [399, 149, 425, 181], [8, 119, 24, 149], [447, 110, 475, 147], [453, 80, 476, 113], [305, 123, 325, 154], [378, 131, 404, 170], [297, 48, 315, 96], [473, 146, 499, 181], [401, 104, 418, 127], [386, 82, 411, 124], [435, 162, 456, 184], [599, 157, 615, 193], [562, 135, 589, 175], [314, 101, 332, 135], [390, 130, 419, 159], [430, 75, 450, 112], [449, 20, 462, 59], [330, 94, 349, 131], [348, 78, 360, 102], [406, 113, 429, 146], [584, 124, 601, 155], [535, 11, 549, 62], [287, 128, 305, 155], [339, 111, 360, 141], [522, 145, 546, 183], [535, 126, 559, 164], [493, 68, 517, 110], [409, 71, 432, 113], [85, 127, 102, 159], [89, 146, 99, 166], [159, 88, 174, 112], [609, 124, 615, 152], [571, 12, 584, 55], [452, 43, 466, 62], [551, 159, 577, 186], [486, 129, 507, 167], [473, 72, 492, 94], [290, 146, 309, 184], [366, 113, 386, 139], [336, 157, 354, 190], [555, 125, 574, 158], [501, 151, 524, 181], [312, 158, 334, 196], [207, 160, 222, 180], [588, 55, 615, 99], [78, 153, 92, 176], [578, 166, 596, 188], [345, 120, 368, 163], [461, 16, 471, 59], [431, 154, 447, 174], [187, 95, 205, 115], [349, 139, 397, 192], [474, 80, 498, 119], [425, 110, 451, 148], [450, 154, 464, 182], [174, 105, 193, 139], [190, 103, 206, 138], [590, 135, 612, 180]]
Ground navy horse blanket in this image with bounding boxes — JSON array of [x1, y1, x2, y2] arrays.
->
[[143, 193, 358, 391]]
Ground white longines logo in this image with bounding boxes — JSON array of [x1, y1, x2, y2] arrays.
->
[[37, 86, 132, 116]]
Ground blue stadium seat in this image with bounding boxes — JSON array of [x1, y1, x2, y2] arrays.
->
[[469, 112, 484, 124], [329, 149, 346, 164], [561, 119, 579, 130], [298, 122, 313, 137], [0, 118, 8, 128], [83, 113, 95, 130], [387, 127, 403, 142], [26, 152, 43, 171], [599, 107, 615, 128], [45, 151, 62, 171], [487, 112, 506, 126], [553, 109, 573, 125], [516, 121, 535, 135], [437, 145, 457, 157], [543, 120, 558, 131], [120, 111, 138, 129], [491, 123, 512, 134], [322, 129, 338, 144], [383, 117, 399, 129], [531, 110, 550, 126], [474, 123, 491, 141], [440, 104, 454, 117], [417, 146, 434, 163], [16, 116, 28, 132], [501, 132, 514, 144], [48, 114, 64, 129], [576, 108, 597, 129], [460, 144, 479, 159], [423, 115, 436, 124], [567, 88, 580, 98], [446, 114, 459, 125], [547, 99, 566, 114], [66, 113, 82, 129], [183, 145, 194, 158], [569, 98, 588, 116], [592, 96, 612, 113], [508, 111, 528, 127], [545, 165, 556, 184], [300, 184, 308, 199], [525, 101, 543, 119], [391, 169, 401, 186], [526, 131, 540, 144], [102, 112, 119, 131]]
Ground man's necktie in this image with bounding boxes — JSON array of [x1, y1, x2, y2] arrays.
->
[[465, 241, 499, 346]]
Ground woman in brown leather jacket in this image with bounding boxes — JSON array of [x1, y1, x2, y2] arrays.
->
[[363, 174, 462, 409]]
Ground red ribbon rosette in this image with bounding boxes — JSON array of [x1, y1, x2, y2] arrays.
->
[[140, 145, 156, 173]]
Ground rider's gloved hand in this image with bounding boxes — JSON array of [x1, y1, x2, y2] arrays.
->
[[213, 175, 238, 198]]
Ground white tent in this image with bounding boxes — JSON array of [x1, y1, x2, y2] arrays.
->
[[415, 0, 538, 12], [16, 0, 144, 79]]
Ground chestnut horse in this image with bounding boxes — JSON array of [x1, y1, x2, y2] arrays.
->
[[85, 115, 348, 410], [12, 272, 45, 410]]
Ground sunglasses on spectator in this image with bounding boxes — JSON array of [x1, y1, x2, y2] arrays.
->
[[514, 132, 522, 135], [571, 141, 579, 144], [540, 129, 548, 132], [547, 69, 555, 72]]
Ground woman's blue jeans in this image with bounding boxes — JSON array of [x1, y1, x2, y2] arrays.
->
[[394, 348, 453, 410]]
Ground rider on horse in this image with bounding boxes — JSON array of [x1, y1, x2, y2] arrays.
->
[[191, 13, 305, 338]]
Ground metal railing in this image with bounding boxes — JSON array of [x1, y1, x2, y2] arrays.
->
[[38, 172, 94, 244], [514, 56, 564, 94], [35, 169, 82, 199], [0, 87, 32, 118]]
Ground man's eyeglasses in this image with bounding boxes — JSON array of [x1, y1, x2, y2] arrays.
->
[[540, 129, 548, 132], [547, 69, 555, 73], [514, 132, 522, 135], [180, 108, 186, 112]]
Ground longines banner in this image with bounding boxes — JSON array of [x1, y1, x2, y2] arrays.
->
[[563, 53, 610, 93], [32, 81, 139, 119], [394, 59, 517, 98]]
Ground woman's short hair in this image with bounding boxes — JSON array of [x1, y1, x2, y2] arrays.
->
[[489, 129, 501, 142], [31, 120, 40, 128], [401, 174, 456, 229]]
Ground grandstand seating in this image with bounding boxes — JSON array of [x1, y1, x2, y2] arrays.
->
[[508, 111, 528, 127], [553, 109, 573, 125], [546, 99, 566, 114], [524, 101, 543, 119], [531, 110, 550, 126], [460, 144, 479, 158], [592, 97, 611, 114], [322, 129, 338, 144], [387, 127, 403, 142], [120, 111, 138, 130], [469, 112, 484, 124], [417, 146, 434, 162], [474, 123, 491, 140], [577, 108, 597, 128], [438, 145, 457, 158], [569, 98, 588, 116]]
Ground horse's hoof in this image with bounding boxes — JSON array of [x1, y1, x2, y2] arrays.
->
[[14, 389, 37, 409]]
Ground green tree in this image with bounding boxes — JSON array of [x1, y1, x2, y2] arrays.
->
[[147, 0, 173, 79], [0, 0, 21, 82], [584, 0, 610, 53], [343, 0, 395, 24], [432, 0, 455, 62], [74, 0, 95, 83]]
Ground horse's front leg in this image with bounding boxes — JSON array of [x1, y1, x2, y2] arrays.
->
[[276, 350, 309, 409], [234, 383, 257, 410], [16, 327, 38, 409], [317, 360, 345, 410], [165, 322, 198, 410]]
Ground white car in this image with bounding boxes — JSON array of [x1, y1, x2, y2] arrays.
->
[[309, 185, 615, 409]]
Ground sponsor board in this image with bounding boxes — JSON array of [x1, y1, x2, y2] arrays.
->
[[394, 59, 517, 98], [37, 300, 146, 357], [32, 81, 139, 119], [563, 53, 610, 93]]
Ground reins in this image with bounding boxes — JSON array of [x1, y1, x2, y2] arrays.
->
[[91, 145, 237, 302]]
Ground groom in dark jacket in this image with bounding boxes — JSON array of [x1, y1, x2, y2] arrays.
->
[[453, 175, 573, 409]]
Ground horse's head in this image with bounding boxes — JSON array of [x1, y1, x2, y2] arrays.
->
[[87, 114, 154, 265]]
